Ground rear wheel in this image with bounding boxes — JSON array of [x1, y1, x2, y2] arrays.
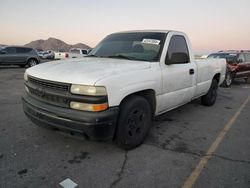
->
[[201, 79, 218, 106], [115, 95, 152, 150], [27, 59, 38, 67], [244, 77, 249, 83], [223, 71, 233, 87]]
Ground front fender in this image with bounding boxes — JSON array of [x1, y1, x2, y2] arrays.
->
[[94, 67, 161, 107], [113, 81, 157, 106]]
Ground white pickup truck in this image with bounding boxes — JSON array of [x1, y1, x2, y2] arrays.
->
[[54, 51, 69, 60], [68, 48, 91, 58], [22, 30, 226, 149]]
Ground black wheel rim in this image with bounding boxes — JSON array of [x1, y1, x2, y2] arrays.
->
[[126, 108, 146, 138]]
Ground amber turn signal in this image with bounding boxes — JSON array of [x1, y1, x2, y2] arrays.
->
[[70, 101, 108, 112]]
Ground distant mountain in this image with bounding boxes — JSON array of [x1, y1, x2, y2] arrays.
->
[[24, 37, 91, 52]]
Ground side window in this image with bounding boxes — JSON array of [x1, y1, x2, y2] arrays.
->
[[237, 54, 245, 63], [82, 50, 87, 54], [16, 47, 29, 53], [244, 53, 250, 62], [0, 48, 7, 54], [6, 47, 16, 54], [166, 35, 190, 64]]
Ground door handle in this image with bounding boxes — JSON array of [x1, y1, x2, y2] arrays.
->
[[189, 69, 194, 75]]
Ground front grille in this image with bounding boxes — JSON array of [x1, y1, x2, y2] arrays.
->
[[27, 76, 70, 107], [28, 87, 69, 107], [28, 76, 69, 92]]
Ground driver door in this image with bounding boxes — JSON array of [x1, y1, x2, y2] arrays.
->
[[159, 35, 196, 113]]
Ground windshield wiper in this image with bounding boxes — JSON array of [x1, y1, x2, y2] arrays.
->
[[86, 54, 140, 61], [103, 55, 136, 60]]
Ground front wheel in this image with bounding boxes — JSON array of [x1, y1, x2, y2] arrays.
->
[[201, 79, 218, 106], [115, 95, 152, 150], [27, 59, 38, 67]]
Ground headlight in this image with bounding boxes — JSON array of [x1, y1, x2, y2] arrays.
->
[[70, 101, 108, 112], [70, 85, 107, 96], [24, 72, 28, 82]]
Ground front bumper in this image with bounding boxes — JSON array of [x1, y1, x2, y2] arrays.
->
[[22, 94, 119, 140]]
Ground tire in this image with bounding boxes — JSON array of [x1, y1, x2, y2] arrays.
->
[[115, 95, 152, 150], [19, 64, 26, 68], [244, 77, 249, 83], [27, 59, 38, 67], [222, 71, 233, 87], [201, 79, 218, 106]]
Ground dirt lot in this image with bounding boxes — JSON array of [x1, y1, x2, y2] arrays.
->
[[0, 66, 249, 188]]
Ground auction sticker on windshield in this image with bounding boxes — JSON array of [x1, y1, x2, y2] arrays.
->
[[142, 39, 160, 45]]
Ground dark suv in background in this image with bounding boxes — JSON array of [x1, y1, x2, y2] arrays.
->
[[0, 46, 40, 67], [208, 50, 250, 87]]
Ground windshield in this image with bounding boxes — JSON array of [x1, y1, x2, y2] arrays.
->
[[207, 53, 237, 59], [207, 53, 238, 63], [70, 49, 80, 54], [89, 32, 167, 61]]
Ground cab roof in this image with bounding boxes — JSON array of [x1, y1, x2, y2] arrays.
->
[[114, 30, 183, 34]]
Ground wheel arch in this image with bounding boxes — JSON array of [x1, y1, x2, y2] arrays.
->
[[119, 89, 156, 117], [213, 73, 221, 83], [26, 57, 39, 65]]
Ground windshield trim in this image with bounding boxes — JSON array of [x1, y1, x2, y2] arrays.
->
[[154, 32, 168, 62]]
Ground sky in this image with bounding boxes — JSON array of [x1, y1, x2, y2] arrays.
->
[[0, 0, 250, 54]]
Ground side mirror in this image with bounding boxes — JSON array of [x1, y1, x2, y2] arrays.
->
[[0, 51, 6, 54], [166, 52, 189, 65]]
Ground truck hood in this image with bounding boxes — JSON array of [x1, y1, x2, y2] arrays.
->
[[26, 57, 151, 85]]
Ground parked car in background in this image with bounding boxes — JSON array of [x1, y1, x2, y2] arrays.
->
[[0, 46, 40, 67], [208, 50, 250, 87], [37, 51, 43, 58], [54, 51, 69, 60], [38, 51, 47, 59], [23, 30, 226, 149], [47, 50, 55, 59], [68, 48, 91, 58], [38, 51, 54, 59]]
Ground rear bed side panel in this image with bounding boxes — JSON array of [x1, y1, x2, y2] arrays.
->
[[194, 59, 226, 98]]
